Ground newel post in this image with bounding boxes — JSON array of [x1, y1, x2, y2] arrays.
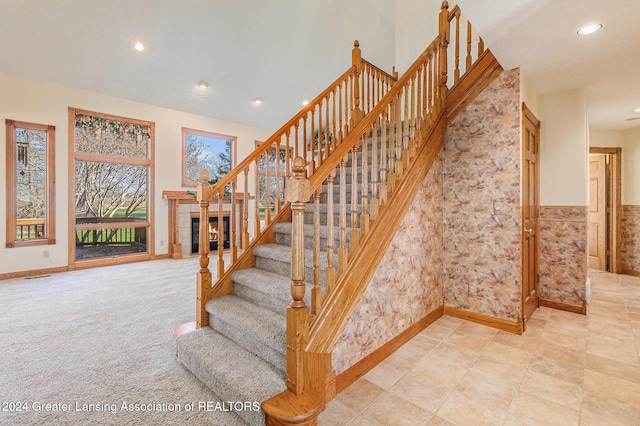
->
[[196, 170, 213, 328], [438, 1, 450, 101], [350, 40, 364, 129], [285, 157, 311, 395]]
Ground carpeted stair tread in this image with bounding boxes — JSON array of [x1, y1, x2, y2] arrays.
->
[[232, 267, 295, 312], [273, 222, 348, 240], [206, 295, 286, 373], [254, 243, 330, 268], [176, 327, 287, 425]]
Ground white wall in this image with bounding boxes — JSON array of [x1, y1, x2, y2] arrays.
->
[[590, 127, 640, 205], [394, 0, 445, 75], [520, 70, 541, 119], [0, 72, 271, 275], [540, 89, 588, 206]]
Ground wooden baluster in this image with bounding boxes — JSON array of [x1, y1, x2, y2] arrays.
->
[[266, 145, 272, 225], [350, 40, 364, 128], [338, 158, 348, 273], [231, 179, 238, 262], [439, 1, 450, 102], [454, 8, 461, 83], [310, 110, 316, 173], [388, 100, 396, 192], [285, 156, 310, 395], [338, 83, 344, 143], [370, 119, 379, 221], [255, 156, 261, 235], [350, 144, 360, 253], [366, 63, 371, 113], [379, 110, 388, 206], [325, 170, 336, 293], [403, 85, 410, 169], [466, 21, 472, 71], [478, 37, 485, 56], [325, 95, 330, 155], [409, 78, 416, 157], [416, 66, 423, 142], [428, 52, 433, 118], [217, 192, 224, 279], [275, 141, 282, 212], [332, 89, 337, 152], [395, 94, 403, 179], [286, 131, 291, 178], [242, 168, 250, 250], [294, 123, 299, 160], [312, 189, 321, 314], [318, 100, 323, 167], [302, 117, 307, 167], [360, 133, 369, 236], [196, 170, 213, 328]]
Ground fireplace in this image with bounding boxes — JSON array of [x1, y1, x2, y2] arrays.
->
[[191, 215, 230, 254]]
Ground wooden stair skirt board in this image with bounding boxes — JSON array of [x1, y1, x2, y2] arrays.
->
[[444, 306, 523, 335], [336, 306, 444, 394], [539, 298, 587, 315]]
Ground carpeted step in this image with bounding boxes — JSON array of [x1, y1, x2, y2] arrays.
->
[[206, 295, 286, 375], [273, 222, 350, 252], [176, 327, 287, 426], [304, 202, 362, 226], [231, 267, 304, 314], [254, 243, 335, 285]]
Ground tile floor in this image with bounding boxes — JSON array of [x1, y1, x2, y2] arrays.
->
[[318, 271, 640, 425]]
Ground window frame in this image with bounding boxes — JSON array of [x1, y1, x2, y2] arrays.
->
[[5, 119, 56, 248], [181, 127, 237, 187]]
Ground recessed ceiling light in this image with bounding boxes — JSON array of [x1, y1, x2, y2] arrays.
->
[[577, 24, 602, 35], [302, 100, 309, 106], [634, 107, 640, 113], [197, 81, 209, 89], [254, 98, 263, 104], [134, 42, 145, 51]]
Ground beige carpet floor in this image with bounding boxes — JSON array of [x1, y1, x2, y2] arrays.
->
[[0, 258, 246, 426]]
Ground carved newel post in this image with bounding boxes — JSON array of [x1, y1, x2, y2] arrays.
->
[[196, 170, 213, 328], [285, 157, 311, 395], [350, 40, 364, 129]]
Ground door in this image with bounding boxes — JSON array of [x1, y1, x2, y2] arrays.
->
[[588, 154, 607, 270], [522, 103, 540, 327]]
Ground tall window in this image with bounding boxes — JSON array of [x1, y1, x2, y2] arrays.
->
[[5, 120, 55, 248], [182, 127, 236, 187], [70, 108, 154, 264]]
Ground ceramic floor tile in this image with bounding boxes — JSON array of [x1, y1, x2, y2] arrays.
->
[[527, 355, 584, 386], [534, 341, 586, 367], [426, 415, 457, 426], [412, 354, 470, 388], [404, 332, 443, 353], [357, 391, 432, 426], [388, 371, 453, 414], [442, 329, 491, 352], [508, 391, 580, 426], [428, 342, 480, 369], [433, 315, 464, 330], [518, 370, 582, 410], [361, 360, 408, 390], [386, 341, 430, 370], [436, 390, 509, 426], [318, 398, 360, 426], [470, 355, 527, 388], [580, 389, 640, 425], [586, 336, 639, 364], [480, 340, 533, 368], [419, 323, 455, 341], [455, 321, 500, 339], [583, 369, 640, 405], [454, 369, 517, 412], [334, 378, 385, 413]]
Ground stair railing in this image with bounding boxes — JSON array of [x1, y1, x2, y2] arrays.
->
[[277, 0, 493, 410], [195, 43, 397, 328]]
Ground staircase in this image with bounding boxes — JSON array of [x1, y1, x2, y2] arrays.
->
[[176, 2, 502, 424]]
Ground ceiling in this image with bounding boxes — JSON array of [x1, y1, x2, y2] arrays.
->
[[457, 0, 640, 130], [1, 0, 638, 131]]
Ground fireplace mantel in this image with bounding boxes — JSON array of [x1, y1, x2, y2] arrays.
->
[[162, 190, 250, 259]]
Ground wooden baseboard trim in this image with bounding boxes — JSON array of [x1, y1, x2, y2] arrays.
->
[[0, 266, 69, 282], [444, 306, 522, 335], [622, 269, 640, 278], [335, 305, 444, 394], [539, 298, 587, 315], [153, 253, 170, 260]]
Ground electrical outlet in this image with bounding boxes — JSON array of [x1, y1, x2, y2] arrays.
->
[[159, 240, 165, 247], [469, 283, 476, 295], [42, 250, 49, 258]]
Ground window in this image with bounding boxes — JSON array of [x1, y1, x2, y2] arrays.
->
[[5, 120, 55, 248], [70, 108, 154, 264], [182, 128, 236, 187]]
